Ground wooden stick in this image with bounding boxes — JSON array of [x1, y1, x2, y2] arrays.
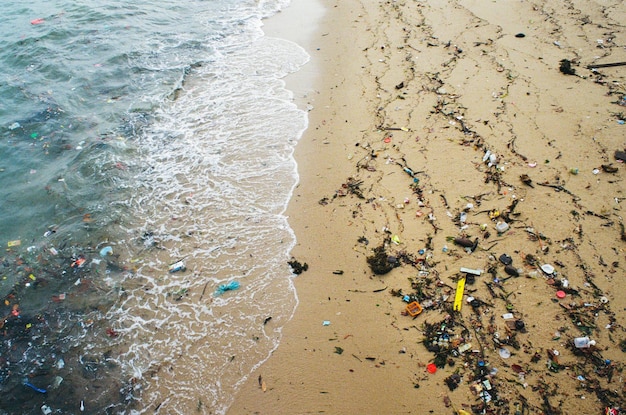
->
[[587, 61, 626, 69]]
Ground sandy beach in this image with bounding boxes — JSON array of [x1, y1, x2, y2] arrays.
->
[[228, 0, 626, 413]]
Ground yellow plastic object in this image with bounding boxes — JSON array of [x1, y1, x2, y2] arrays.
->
[[453, 277, 466, 311], [406, 301, 423, 317]]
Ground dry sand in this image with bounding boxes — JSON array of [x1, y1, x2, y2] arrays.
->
[[229, 0, 626, 413]]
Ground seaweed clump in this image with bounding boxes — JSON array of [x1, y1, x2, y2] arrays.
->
[[559, 59, 576, 75], [366, 243, 396, 275], [287, 258, 309, 274]]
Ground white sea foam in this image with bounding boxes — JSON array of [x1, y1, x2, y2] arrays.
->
[[105, 18, 309, 415]]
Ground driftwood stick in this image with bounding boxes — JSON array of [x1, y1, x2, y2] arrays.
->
[[587, 61, 626, 69]]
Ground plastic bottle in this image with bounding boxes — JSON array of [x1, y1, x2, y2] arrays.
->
[[573, 336, 596, 348], [495, 221, 509, 233]]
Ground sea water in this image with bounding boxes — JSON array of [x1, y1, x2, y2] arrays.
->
[[0, 1, 309, 413]]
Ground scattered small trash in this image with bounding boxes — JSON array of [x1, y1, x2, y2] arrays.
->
[[24, 381, 47, 394], [99, 246, 113, 257], [541, 263, 555, 275], [504, 264, 520, 277], [515, 33, 526, 38], [453, 277, 466, 311], [214, 280, 240, 296], [574, 336, 596, 349], [71, 256, 86, 268], [427, 363, 437, 374], [405, 301, 423, 317], [460, 267, 482, 276], [322, 320, 331, 326], [498, 347, 511, 359], [495, 221, 509, 233], [498, 253, 512, 265], [452, 237, 478, 252], [168, 260, 186, 273], [106, 327, 119, 337]]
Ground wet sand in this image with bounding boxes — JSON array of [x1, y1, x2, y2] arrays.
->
[[229, 0, 626, 413]]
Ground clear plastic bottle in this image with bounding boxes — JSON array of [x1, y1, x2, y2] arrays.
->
[[495, 221, 510, 233], [573, 336, 596, 348]]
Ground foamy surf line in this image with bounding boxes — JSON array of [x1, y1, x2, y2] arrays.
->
[[106, 25, 310, 415]]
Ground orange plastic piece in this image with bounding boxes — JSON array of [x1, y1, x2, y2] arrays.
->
[[406, 301, 423, 317]]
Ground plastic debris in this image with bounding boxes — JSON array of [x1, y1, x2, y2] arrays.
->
[[24, 381, 47, 394], [71, 256, 86, 268], [541, 263, 555, 275], [498, 347, 511, 358], [168, 260, 186, 273], [460, 267, 482, 276], [99, 246, 113, 256], [453, 277, 466, 311], [322, 320, 331, 326], [495, 221, 510, 233], [214, 280, 240, 296], [574, 336, 596, 349], [406, 301, 423, 317], [106, 327, 119, 337], [498, 253, 512, 265]]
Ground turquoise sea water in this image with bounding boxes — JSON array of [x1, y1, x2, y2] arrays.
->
[[0, 1, 308, 413]]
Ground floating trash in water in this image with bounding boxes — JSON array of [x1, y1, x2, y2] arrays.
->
[[168, 260, 186, 273], [214, 280, 240, 296], [24, 381, 47, 394]]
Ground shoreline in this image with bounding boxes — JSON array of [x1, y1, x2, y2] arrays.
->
[[229, 0, 626, 413]]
